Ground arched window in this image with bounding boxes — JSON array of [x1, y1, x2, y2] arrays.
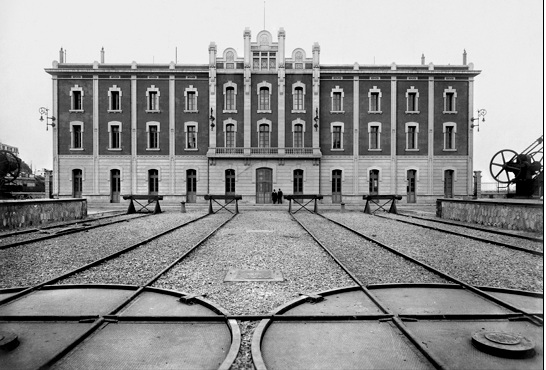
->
[[259, 87, 270, 111], [259, 124, 270, 147], [293, 123, 304, 148], [226, 123, 235, 147]]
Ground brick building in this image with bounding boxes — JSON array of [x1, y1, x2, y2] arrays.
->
[[45, 28, 480, 204]]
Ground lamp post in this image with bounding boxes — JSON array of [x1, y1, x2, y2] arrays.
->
[[39, 107, 56, 131], [470, 109, 486, 132]]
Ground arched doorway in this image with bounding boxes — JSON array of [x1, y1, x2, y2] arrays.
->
[[332, 170, 342, 203], [186, 169, 197, 203], [72, 169, 82, 198], [256, 168, 272, 204], [444, 170, 454, 198], [293, 169, 304, 195], [407, 170, 416, 203], [110, 169, 120, 203]]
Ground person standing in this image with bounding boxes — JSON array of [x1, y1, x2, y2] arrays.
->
[[277, 188, 283, 204], [272, 189, 278, 204]]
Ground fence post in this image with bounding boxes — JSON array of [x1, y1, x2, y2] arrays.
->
[[473, 171, 482, 199]]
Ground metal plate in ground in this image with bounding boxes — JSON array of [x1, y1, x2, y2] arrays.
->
[[224, 269, 284, 282], [260, 321, 434, 370], [0, 287, 134, 316], [406, 320, 543, 369], [120, 291, 219, 316], [370, 286, 512, 315], [53, 322, 232, 370], [483, 291, 543, 314], [0, 321, 94, 370]]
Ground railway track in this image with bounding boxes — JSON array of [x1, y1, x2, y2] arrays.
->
[[0, 213, 148, 250]]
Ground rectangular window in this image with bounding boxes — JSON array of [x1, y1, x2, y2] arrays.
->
[[370, 126, 379, 150], [294, 88, 304, 111], [332, 92, 342, 112], [293, 125, 303, 148], [407, 92, 417, 111], [259, 125, 269, 148], [226, 88, 235, 111], [186, 92, 197, 111], [259, 88, 270, 111], [110, 125, 120, 149], [72, 91, 82, 110], [370, 92, 380, 112], [407, 126, 418, 150], [332, 126, 342, 149], [110, 91, 120, 111], [445, 126, 455, 149], [72, 125, 82, 149], [445, 92, 455, 112], [186, 125, 197, 149], [226, 130, 235, 147], [148, 125, 159, 149], [148, 91, 158, 111]]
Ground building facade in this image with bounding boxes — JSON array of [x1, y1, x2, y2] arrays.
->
[[45, 28, 480, 204]]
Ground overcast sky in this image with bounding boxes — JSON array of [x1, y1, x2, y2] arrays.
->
[[0, 0, 542, 182]]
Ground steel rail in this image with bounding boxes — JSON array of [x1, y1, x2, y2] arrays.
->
[[319, 213, 543, 326], [397, 212, 543, 242], [0, 213, 210, 307], [375, 213, 542, 256], [290, 213, 449, 370], [0, 213, 149, 250], [36, 213, 239, 370]]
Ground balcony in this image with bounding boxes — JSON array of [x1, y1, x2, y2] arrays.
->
[[207, 147, 322, 158]]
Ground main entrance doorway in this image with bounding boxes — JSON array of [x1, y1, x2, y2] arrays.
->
[[444, 170, 454, 198], [256, 168, 272, 204], [407, 170, 416, 203], [110, 169, 120, 203], [225, 169, 235, 201]]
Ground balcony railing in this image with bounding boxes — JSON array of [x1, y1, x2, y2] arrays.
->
[[207, 147, 321, 158]]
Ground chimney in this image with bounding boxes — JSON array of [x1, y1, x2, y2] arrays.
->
[[59, 47, 64, 63], [421, 53, 425, 65], [463, 49, 467, 65], [101, 47, 105, 63]]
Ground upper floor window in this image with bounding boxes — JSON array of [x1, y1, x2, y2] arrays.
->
[[406, 87, 419, 113], [257, 82, 272, 112], [146, 86, 160, 112], [225, 123, 236, 148], [443, 87, 457, 113], [70, 121, 83, 149], [443, 123, 457, 150], [223, 82, 237, 112], [185, 86, 198, 112], [146, 122, 160, 149], [368, 122, 381, 150], [185, 122, 198, 150], [108, 122, 121, 150], [405, 122, 419, 150], [258, 123, 270, 148], [292, 82, 306, 112], [368, 86, 382, 113], [331, 86, 344, 113], [253, 51, 276, 70], [70, 85, 83, 112], [108, 86, 122, 112], [331, 122, 344, 150], [293, 121, 304, 148]]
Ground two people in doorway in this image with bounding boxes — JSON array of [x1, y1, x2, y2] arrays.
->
[[272, 189, 283, 204]]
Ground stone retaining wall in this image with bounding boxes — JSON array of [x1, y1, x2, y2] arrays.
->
[[436, 198, 543, 232], [0, 199, 87, 231]]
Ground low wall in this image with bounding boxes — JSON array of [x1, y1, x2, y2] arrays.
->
[[436, 198, 543, 232], [0, 198, 87, 231]]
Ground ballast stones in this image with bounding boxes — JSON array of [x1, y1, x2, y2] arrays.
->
[[472, 330, 535, 358], [0, 331, 19, 351]]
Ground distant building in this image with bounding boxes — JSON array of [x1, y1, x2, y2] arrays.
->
[[45, 28, 480, 204], [0, 142, 19, 155]]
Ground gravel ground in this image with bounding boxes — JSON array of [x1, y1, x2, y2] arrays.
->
[[324, 211, 543, 292], [0, 211, 204, 288], [59, 213, 232, 286], [0, 213, 145, 247], [295, 213, 448, 286], [152, 211, 357, 370], [382, 213, 544, 252]]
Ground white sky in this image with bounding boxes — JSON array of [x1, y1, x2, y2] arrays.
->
[[0, 0, 543, 183]]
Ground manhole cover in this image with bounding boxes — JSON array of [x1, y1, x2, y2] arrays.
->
[[0, 331, 19, 351], [472, 330, 535, 358], [224, 269, 284, 282]]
